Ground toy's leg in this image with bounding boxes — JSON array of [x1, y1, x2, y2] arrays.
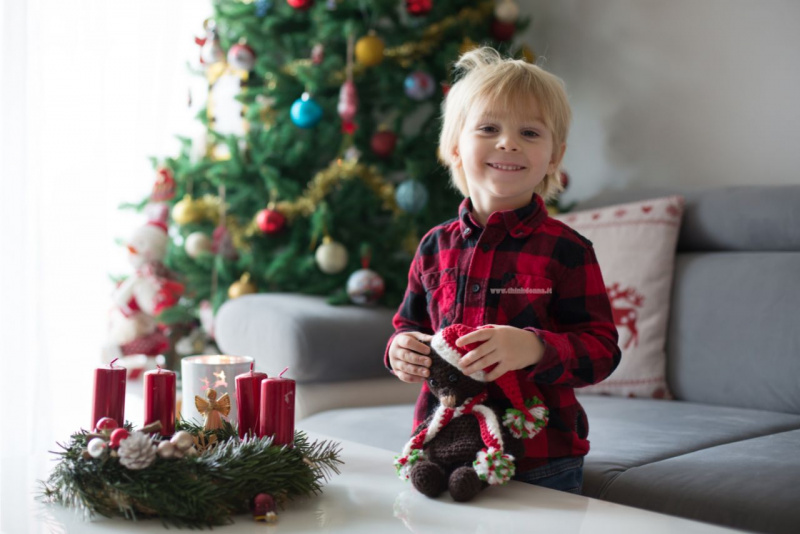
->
[[409, 461, 447, 498], [448, 466, 484, 502]]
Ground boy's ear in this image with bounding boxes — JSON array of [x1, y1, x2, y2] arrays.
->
[[548, 143, 567, 174], [452, 146, 462, 168]]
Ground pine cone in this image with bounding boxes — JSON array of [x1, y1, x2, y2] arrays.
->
[[118, 431, 157, 470]]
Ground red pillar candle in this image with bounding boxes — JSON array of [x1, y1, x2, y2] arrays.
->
[[258, 367, 295, 446], [91, 358, 126, 430], [235, 363, 268, 440], [144, 366, 177, 436]]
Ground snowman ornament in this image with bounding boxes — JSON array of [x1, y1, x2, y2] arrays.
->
[[104, 213, 184, 368]]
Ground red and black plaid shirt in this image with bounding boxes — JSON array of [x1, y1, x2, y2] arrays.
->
[[384, 194, 621, 472]]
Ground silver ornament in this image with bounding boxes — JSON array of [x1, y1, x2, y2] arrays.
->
[[315, 238, 349, 274], [171, 430, 195, 451], [87, 437, 107, 459], [346, 268, 385, 306], [157, 440, 176, 459], [185, 232, 212, 258]]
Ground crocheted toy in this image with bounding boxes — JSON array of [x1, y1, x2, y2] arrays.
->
[[394, 324, 550, 502]]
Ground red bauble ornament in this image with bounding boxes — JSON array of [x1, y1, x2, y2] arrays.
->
[[560, 170, 570, 190], [109, 428, 130, 449], [287, 0, 314, 10], [212, 225, 239, 260], [311, 43, 324, 64], [256, 208, 286, 234], [406, 0, 432, 16], [337, 80, 358, 123], [252, 493, 278, 522], [151, 167, 176, 202], [491, 19, 516, 42], [371, 130, 397, 159], [95, 417, 119, 432]]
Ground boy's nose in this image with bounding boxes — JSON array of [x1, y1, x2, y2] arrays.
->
[[497, 138, 518, 151]]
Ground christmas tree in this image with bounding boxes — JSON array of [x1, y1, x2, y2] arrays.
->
[[115, 0, 534, 367]]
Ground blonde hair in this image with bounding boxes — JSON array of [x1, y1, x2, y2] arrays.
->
[[439, 47, 571, 200]]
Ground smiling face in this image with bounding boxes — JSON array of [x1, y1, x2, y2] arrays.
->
[[452, 95, 566, 222]]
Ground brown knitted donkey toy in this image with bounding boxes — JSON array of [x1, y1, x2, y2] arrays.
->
[[394, 324, 549, 502]]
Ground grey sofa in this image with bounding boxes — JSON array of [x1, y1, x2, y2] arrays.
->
[[216, 185, 800, 534]]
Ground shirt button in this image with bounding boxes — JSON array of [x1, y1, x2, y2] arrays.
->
[[463, 228, 471, 237], [471, 283, 481, 293]]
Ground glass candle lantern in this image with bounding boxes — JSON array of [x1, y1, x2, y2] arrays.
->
[[180, 355, 253, 426]]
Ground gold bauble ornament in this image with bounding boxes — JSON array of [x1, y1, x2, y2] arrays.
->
[[228, 272, 257, 299], [355, 32, 385, 67], [172, 195, 204, 225]]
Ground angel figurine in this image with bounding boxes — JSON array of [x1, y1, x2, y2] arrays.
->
[[195, 388, 231, 431]]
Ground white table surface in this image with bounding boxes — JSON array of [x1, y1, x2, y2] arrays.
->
[[5, 429, 741, 534]]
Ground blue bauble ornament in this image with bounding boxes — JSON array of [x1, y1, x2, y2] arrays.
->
[[404, 71, 436, 100], [290, 93, 323, 129], [255, 0, 272, 17], [395, 179, 429, 213]]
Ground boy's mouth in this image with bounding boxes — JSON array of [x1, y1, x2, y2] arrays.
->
[[487, 163, 525, 171]]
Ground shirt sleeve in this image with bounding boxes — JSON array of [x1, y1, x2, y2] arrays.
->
[[383, 244, 434, 371], [525, 243, 621, 387]]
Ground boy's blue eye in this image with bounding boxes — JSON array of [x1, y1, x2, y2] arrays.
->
[[479, 126, 497, 133], [523, 130, 539, 138]]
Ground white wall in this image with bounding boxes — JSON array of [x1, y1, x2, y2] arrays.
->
[[520, 0, 800, 201]]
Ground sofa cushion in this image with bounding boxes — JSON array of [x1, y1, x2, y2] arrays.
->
[[602, 429, 800, 534], [667, 252, 800, 414], [580, 396, 800, 499], [298, 397, 800, 500], [577, 185, 800, 252], [215, 293, 396, 383], [556, 196, 685, 399]]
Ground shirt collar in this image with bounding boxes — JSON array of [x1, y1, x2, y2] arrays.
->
[[458, 194, 548, 239]]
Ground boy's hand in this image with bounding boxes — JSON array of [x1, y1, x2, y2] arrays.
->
[[455, 325, 544, 382], [389, 332, 433, 383]]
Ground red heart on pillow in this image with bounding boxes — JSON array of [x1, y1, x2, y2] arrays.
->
[[592, 213, 601, 220], [641, 205, 653, 213], [615, 209, 626, 217]]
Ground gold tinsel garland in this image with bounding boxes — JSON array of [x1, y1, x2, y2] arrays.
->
[[383, 3, 495, 68], [280, 2, 495, 81], [274, 159, 399, 221]]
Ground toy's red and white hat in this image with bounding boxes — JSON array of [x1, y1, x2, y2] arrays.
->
[[430, 324, 549, 440], [430, 323, 490, 381]]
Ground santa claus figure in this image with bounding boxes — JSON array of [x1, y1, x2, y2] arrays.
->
[[104, 207, 184, 376]]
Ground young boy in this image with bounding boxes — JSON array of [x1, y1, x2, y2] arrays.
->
[[385, 47, 621, 494]]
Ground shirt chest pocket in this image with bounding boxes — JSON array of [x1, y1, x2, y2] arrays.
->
[[421, 268, 458, 328], [495, 273, 554, 329]]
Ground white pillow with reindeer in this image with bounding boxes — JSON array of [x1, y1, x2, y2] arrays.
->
[[554, 195, 685, 399]]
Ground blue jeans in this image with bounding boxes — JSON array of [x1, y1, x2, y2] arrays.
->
[[513, 456, 584, 495]]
